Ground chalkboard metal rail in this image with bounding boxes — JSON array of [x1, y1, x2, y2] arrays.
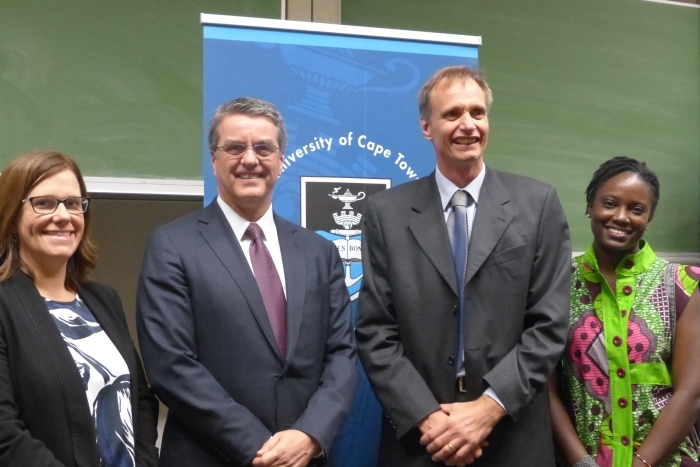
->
[[84, 177, 203, 200], [643, 0, 700, 8]]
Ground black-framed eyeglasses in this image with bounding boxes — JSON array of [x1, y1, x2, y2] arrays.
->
[[215, 142, 279, 158], [22, 196, 89, 215]]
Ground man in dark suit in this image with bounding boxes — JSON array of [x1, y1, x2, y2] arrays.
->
[[356, 66, 571, 466], [137, 97, 358, 467]]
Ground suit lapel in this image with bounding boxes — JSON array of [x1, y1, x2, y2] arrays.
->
[[9, 273, 99, 465], [275, 215, 305, 365], [198, 202, 281, 359], [466, 169, 514, 284], [408, 174, 458, 296]]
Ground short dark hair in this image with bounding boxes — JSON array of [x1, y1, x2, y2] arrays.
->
[[418, 66, 493, 122], [208, 97, 286, 152], [0, 151, 98, 290], [585, 156, 660, 219]]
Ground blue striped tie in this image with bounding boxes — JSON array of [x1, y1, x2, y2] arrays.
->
[[447, 190, 471, 377]]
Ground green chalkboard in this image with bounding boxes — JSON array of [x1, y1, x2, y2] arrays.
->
[[343, 0, 700, 253], [0, 0, 697, 252], [0, 0, 279, 179]]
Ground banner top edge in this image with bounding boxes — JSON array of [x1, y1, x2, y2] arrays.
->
[[200, 13, 482, 47]]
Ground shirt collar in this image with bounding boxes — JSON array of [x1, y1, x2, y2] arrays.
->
[[581, 239, 658, 278], [216, 197, 276, 242], [435, 164, 486, 211]]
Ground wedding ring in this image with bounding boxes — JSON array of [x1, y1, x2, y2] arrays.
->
[[447, 442, 455, 452]]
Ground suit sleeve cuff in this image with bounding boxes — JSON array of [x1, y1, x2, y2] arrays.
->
[[483, 387, 507, 413]]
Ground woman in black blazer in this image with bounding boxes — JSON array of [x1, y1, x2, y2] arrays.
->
[[0, 151, 159, 467]]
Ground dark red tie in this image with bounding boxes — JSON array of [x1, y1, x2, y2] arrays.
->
[[246, 222, 287, 360]]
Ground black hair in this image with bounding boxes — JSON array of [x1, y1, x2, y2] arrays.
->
[[585, 156, 660, 218]]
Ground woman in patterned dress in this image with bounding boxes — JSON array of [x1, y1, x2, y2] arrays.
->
[[549, 156, 700, 467], [0, 151, 159, 466]]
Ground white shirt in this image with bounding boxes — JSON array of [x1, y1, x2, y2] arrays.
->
[[434, 165, 506, 412], [216, 197, 287, 297]]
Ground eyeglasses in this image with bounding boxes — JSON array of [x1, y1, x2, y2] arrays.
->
[[22, 196, 89, 215], [215, 143, 279, 158]]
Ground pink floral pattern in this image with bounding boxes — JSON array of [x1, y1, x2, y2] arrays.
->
[[626, 314, 656, 364], [568, 310, 608, 399]]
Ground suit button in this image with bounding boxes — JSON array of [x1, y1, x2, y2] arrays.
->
[[618, 397, 628, 408], [453, 305, 458, 313], [447, 356, 456, 365], [622, 285, 633, 295], [613, 336, 622, 346], [621, 435, 630, 446], [280, 374, 287, 381], [617, 368, 626, 378]]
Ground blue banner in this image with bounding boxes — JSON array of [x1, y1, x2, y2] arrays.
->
[[203, 16, 479, 466]]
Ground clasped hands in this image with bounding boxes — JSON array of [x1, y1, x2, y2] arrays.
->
[[418, 395, 506, 466], [252, 429, 321, 467]]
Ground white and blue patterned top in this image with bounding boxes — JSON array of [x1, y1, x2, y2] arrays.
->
[[45, 296, 135, 467]]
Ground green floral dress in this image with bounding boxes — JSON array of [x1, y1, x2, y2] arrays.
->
[[562, 241, 700, 467]]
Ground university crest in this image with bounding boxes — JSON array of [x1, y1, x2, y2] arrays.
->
[[301, 177, 390, 300]]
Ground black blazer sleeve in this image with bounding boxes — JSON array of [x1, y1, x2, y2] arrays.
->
[[0, 310, 66, 466]]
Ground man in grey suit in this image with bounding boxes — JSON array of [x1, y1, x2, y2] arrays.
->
[[356, 66, 571, 466], [137, 97, 358, 467]]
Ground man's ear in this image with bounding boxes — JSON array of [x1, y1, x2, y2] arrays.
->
[[277, 153, 284, 178], [210, 150, 217, 171], [420, 117, 432, 141]]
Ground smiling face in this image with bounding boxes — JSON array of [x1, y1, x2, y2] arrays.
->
[[16, 170, 85, 275], [421, 77, 489, 186], [211, 113, 284, 221], [588, 171, 654, 260]]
